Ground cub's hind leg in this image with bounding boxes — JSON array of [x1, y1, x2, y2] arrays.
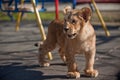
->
[[38, 27, 57, 67], [38, 39, 56, 67], [59, 48, 66, 63]]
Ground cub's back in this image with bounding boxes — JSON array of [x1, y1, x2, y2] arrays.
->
[[47, 20, 65, 47]]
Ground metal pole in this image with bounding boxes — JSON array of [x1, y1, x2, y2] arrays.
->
[[55, 0, 59, 20], [91, 0, 110, 37], [15, 0, 24, 31], [31, 0, 53, 60]]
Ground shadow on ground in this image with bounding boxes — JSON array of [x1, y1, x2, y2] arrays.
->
[[0, 62, 67, 80]]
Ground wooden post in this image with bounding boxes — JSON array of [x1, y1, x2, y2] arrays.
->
[[31, 0, 53, 60], [91, 0, 110, 37]]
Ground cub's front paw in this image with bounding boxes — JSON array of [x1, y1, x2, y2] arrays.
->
[[84, 69, 98, 77], [67, 71, 80, 79], [39, 62, 50, 67]]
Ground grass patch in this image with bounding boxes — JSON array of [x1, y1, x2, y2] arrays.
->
[[0, 12, 64, 21], [23, 12, 64, 20], [0, 11, 120, 22]]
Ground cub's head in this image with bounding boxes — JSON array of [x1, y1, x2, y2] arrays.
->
[[63, 6, 92, 39]]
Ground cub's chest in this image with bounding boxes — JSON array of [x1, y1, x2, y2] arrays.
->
[[65, 39, 92, 54]]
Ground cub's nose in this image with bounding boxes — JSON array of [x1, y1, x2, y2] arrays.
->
[[64, 27, 69, 32]]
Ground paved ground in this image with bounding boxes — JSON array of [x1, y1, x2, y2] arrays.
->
[[0, 20, 120, 80]]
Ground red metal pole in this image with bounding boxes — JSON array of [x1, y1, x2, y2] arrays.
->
[[55, 0, 59, 20]]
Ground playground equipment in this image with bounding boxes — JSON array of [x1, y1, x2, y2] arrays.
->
[[0, 0, 53, 60], [0, 0, 76, 21], [0, 0, 46, 21], [0, 0, 46, 12], [55, 0, 59, 20]]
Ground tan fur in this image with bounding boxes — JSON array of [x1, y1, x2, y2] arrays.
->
[[38, 6, 98, 78]]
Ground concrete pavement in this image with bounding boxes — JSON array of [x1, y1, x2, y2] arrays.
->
[[0, 20, 120, 80]]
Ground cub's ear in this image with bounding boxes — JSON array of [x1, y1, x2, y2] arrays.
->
[[81, 7, 92, 22], [63, 6, 72, 14]]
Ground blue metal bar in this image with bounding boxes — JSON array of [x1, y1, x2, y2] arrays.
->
[[15, 0, 18, 11], [36, 0, 38, 5], [40, 0, 46, 11], [72, 0, 76, 9], [89, 3, 94, 12], [8, 0, 14, 6], [0, 0, 46, 12], [7, 0, 14, 21], [41, 0, 44, 9], [0, 0, 2, 10], [7, 12, 14, 21]]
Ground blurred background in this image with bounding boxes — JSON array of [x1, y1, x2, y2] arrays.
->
[[0, 0, 120, 24], [0, 0, 120, 80]]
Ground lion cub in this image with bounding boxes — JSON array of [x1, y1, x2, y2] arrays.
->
[[38, 6, 98, 78]]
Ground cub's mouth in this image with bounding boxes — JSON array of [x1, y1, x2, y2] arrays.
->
[[63, 27, 78, 39], [67, 33, 77, 39]]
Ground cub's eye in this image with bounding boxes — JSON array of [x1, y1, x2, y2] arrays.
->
[[71, 19, 76, 24]]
